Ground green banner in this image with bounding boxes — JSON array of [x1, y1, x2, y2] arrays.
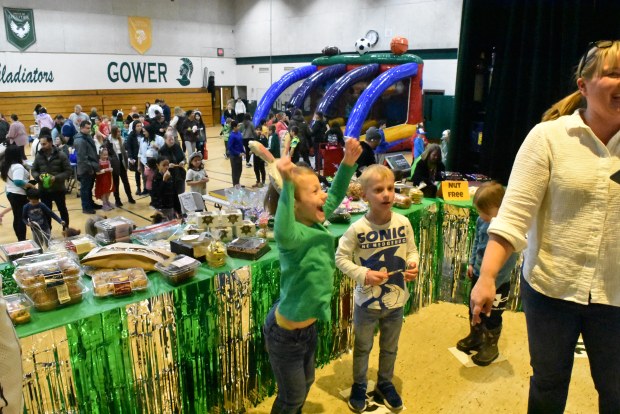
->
[[4, 7, 36, 51]]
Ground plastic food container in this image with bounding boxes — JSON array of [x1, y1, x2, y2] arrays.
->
[[155, 255, 200, 285], [94, 217, 134, 243], [20, 279, 87, 312], [0, 240, 42, 263], [5, 293, 33, 325], [49, 235, 98, 259], [91, 268, 149, 297], [13, 253, 83, 287]]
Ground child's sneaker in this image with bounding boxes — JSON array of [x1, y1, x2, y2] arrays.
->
[[348, 382, 367, 413], [374, 382, 403, 412]]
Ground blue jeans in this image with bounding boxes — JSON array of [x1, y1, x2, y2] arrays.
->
[[263, 305, 317, 414], [78, 174, 95, 210], [353, 305, 404, 385], [521, 275, 620, 414]]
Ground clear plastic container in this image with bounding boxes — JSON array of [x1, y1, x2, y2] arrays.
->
[[0, 240, 42, 263], [13, 253, 83, 288], [94, 217, 134, 242], [22, 279, 87, 312], [155, 255, 200, 285], [49, 234, 98, 259], [5, 293, 33, 325], [91, 268, 149, 297]]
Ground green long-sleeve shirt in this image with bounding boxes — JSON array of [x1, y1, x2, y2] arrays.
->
[[274, 163, 356, 322]]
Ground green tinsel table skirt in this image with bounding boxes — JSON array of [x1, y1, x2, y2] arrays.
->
[[12, 199, 523, 413]]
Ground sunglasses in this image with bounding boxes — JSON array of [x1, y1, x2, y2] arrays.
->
[[578, 40, 613, 78]]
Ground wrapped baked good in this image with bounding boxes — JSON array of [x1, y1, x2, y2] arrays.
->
[[155, 255, 201, 285], [409, 188, 424, 204], [394, 193, 412, 209], [1, 240, 42, 263], [48, 235, 98, 259], [132, 219, 184, 244], [13, 253, 82, 287], [206, 231, 227, 268], [81, 243, 175, 270], [91, 268, 149, 297], [94, 217, 135, 243], [5, 293, 33, 325], [227, 237, 271, 260], [24, 279, 87, 311], [328, 207, 352, 224]]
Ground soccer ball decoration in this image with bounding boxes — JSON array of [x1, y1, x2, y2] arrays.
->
[[355, 38, 372, 55], [390, 36, 409, 55]]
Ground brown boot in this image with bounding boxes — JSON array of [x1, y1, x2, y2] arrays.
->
[[456, 323, 484, 353], [472, 325, 502, 366]]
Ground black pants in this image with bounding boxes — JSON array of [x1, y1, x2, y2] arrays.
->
[[242, 139, 252, 163], [468, 276, 510, 330], [7, 192, 28, 241], [134, 169, 142, 193], [230, 155, 242, 186], [313, 141, 323, 171], [254, 157, 266, 183], [113, 163, 133, 203], [41, 190, 69, 228]]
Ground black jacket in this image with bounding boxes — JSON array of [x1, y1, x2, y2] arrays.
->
[[31, 147, 73, 192], [126, 131, 142, 160], [412, 158, 446, 197]]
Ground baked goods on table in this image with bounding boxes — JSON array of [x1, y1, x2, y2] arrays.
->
[[94, 217, 135, 244], [91, 268, 149, 297], [0, 240, 42, 263], [81, 243, 175, 270], [409, 188, 424, 204], [5, 293, 33, 325], [227, 237, 271, 260], [155, 255, 201, 285], [394, 193, 412, 209]]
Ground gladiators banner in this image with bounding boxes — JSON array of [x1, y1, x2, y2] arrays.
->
[[4, 7, 36, 51], [128, 16, 152, 55]]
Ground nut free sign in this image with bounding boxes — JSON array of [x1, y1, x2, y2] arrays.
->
[[107, 61, 168, 83], [441, 181, 470, 201]]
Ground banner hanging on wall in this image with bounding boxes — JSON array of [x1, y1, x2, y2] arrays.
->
[[3, 7, 36, 51], [128, 16, 152, 55]]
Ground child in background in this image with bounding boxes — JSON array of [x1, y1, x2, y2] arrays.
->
[[267, 124, 280, 158], [150, 156, 181, 220], [227, 121, 244, 187], [23, 188, 65, 248], [457, 181, 518, 366], [220, 118, 232, 159], [185, 152, 209, 195], [95, 147, 115, 211], [287, 125, 301, 163], [335, 164, 419, 412], [252, 126, 268, 187], [262, 138, 362, 413]]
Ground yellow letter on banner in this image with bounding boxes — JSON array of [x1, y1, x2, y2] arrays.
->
[[441, 181, 470, 201], [128, 16, 152, 54]]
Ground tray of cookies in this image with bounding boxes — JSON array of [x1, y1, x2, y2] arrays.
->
[[5, 293, 33, 325], [91, 268, 149, 297]]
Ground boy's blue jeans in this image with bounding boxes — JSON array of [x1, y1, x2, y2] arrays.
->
[[353, 304, 404, 385], [521, 275, 620, 414], [263, 304, 317, 414]]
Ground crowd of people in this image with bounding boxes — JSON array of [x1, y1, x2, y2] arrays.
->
[[0, 99, 210, 242]]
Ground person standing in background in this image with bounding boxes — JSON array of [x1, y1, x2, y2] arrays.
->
[[6, 114, 28, 159], [235, 98, 246, 123]]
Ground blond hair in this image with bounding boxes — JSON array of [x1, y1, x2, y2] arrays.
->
[[359, 164, 395, 191], [473, 181, 505, 213], [542, 40, 620, 122], [264, 165, 316, 215]]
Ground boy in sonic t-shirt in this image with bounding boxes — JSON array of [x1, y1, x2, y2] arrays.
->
[[336, 164, 419, 413]]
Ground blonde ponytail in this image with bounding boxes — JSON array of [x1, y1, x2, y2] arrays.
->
[[541, 91, 584, 122]]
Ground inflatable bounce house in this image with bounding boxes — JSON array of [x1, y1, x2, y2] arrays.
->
[[252, 36, 423, 152]]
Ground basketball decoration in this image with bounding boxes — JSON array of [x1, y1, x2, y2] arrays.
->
[[390, 36, 409, 55]]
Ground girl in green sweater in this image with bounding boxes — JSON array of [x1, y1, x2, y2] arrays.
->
[[263, 138, 362, 413]]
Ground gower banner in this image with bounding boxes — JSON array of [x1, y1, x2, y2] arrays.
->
[[4, 7, 36, 51], [128, 16, 152, 55]]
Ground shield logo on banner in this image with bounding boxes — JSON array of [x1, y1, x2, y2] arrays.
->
[[4, 8, 36, 51], [128, 16, 151, 54]]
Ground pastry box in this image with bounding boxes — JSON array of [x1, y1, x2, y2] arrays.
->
[[155, 255, 200, 285], [1, 240, 42, 263], [227, 237, 271, 260], [94, 217, 135, 243], [5, 293, 33, 325], [91, 268, 149, 297]]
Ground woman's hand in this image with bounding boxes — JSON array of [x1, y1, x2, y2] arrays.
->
[[470, 276, 496, 325], [342, 138, 362, 166]]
